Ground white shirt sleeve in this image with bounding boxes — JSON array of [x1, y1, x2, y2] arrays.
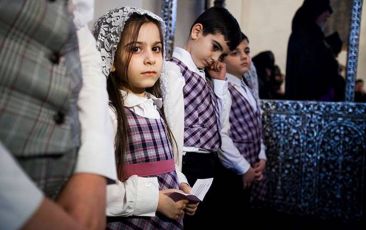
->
[[106, 176, 159, 216], [176, 165, 189, 185], [259, 140, 267, 160], [213, 80, 251, 175], [74, 26, 117, 180], [0, 142, 44, 230], [161, 61, 186, 170]]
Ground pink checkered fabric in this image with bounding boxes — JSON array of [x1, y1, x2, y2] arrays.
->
[[228, 83, 267, 201], [171, 58, 221, 151], [108, 108, 182, 229]]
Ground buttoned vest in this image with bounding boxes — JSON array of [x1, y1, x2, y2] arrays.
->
[[0, 0, 82, 198]]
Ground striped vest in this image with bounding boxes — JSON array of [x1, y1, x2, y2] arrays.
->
[[109, 108, 182, 230], [0, 0, 81, 198], [228, 83, 267, 201], [171, 58, 220, 151]]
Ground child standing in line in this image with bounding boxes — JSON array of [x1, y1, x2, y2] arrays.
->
[[94, 7, 197, 229], [162, 6, 242, 229], [219, 32, 267, 227]]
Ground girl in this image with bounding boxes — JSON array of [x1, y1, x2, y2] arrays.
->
[[93, 7, 196, 229]]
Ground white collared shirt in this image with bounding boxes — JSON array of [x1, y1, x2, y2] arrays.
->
[[219, 73, 267, 175], [227, 73, 257, 110], [107, 90, 188, 217]]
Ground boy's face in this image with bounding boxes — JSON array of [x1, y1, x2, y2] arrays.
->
[[223, 39, 251, 77], [188, 23, 230, 69]]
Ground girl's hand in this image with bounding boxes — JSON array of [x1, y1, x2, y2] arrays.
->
[[178, 183, 198, 216], [207, 61, 226, 80], [179, 182, 192, 194], [158, 190, 188, 220]]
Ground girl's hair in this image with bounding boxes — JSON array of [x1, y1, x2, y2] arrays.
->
[[106, 13, 175, 179]]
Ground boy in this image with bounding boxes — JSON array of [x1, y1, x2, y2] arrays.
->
[[162, 6, 241, 229], [219, 32, 267, 228]]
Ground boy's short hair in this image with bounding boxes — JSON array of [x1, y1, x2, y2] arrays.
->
[[191, 7, 241, 51], [241, 32, 249, 43]]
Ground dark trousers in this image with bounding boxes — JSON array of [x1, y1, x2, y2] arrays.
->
[[182, 152, 219, 230], [214, 160, 251, 229]]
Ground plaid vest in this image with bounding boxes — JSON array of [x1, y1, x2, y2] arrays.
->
[[0, 1, 81, 198], [171, 58, 220, 151], [228, 83, 266, 201], [228, 83, 262, 163], [109, 108, 182, 230]]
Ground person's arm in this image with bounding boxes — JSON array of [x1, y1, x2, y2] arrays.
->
[[211, 69, 251, 175], [75, 25, 117, 180], [55, 25, 116, 230], [0, 143, 83, 230], [107, 176, 159, 217], [107, 176, 187, 220], [161, 61, 185, 170], [56, 173, 106, 230], [212, 72, 256, 189]]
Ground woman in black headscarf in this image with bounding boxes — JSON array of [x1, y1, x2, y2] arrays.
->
[[285, 0, 344, 101]]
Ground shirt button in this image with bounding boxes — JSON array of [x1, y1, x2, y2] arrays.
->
[[49, 52, 61, 64], [53, 111, 65, 125]]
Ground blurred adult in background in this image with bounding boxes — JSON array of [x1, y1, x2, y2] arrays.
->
[[285, 0, 344, 101], [271, 65, 285, 99], [252, 50, 275, 99], [355, 79, 366, 102]]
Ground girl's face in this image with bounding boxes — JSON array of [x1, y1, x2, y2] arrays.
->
[[121, 22, 163, 96], [223, 39, 251, 77]]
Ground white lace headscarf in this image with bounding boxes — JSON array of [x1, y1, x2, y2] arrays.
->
[[93, 6, 166, 78]]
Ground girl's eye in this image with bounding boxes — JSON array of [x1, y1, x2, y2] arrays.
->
[[152, 46, 162, 53], [130, 46, 141, 53], [245, 48, 250, 55]]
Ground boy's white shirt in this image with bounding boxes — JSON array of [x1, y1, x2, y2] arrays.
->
[[106, 91, 188, 217], [219, 73, 267, 175], [163, 47, 231, 171]]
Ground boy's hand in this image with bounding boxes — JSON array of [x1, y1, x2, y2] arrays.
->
[[207, 60, 226, 80], [242, 167, 256, 189], [254, 159, 266, 181]]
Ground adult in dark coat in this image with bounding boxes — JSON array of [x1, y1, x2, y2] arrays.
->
[[285, 0, 344, 101]]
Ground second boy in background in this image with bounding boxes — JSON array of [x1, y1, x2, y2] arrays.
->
[[162, 6, 242, 229], [219, 32, 268, 227]]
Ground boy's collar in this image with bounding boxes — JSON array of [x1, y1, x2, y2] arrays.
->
[[173, 47, 205, 77]]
